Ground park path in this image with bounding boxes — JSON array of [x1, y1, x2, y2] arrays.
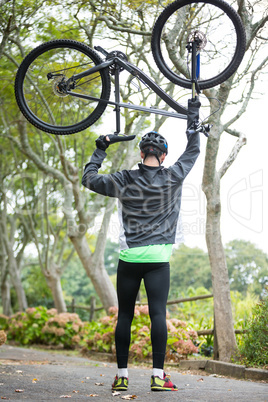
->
[[0, 345, 267, 401]]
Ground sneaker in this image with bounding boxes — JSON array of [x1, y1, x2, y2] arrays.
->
[[151, 373, 178, 391], [112, 375, 128, 391]]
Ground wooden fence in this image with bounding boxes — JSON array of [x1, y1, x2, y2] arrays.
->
[[67, 294, 246, 360]]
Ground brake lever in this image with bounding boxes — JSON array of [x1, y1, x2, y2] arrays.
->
[[186, 124, 211, 137]]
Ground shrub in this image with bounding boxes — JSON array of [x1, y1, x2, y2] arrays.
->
[[0, 330, 7, 346], [238, 295, 268, 368], [42, 312, 84, 348], [6, 307, 84, 348], [84, 305, 198, 361], [7, 306, 50, 345], [0, 314, 9, 331], [5, 305, 199, 360]]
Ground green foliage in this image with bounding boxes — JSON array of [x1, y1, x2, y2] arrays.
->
[[168, 286, 214, 323], [237, 295, 268, 368], [22, 265, 54, 308], [169, 245, 212, 298], [225, 240, 268, 297], [84, 306, 198, 361], [0, 314, 9, 330]]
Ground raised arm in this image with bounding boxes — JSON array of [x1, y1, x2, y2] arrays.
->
[[169, 97, 201, 180], [82, 137, 126, 198]]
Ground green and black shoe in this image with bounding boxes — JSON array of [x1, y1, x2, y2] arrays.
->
[[112, 375, 128, 391]]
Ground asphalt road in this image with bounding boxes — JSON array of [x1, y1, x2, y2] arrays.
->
[[0, 345, 267, 401]]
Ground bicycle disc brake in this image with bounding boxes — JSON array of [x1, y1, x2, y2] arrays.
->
[[187, 31, 207, 50], [52, 75, 69, 97]]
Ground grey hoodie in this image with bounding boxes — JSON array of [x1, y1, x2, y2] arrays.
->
[[82, 132, 200, 250]]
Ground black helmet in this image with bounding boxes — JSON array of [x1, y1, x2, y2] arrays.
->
[[139, 131, 168, 155]]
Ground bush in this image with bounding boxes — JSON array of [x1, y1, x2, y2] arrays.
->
[[238, 295, 268, 368], [0, 314, 9, 330], [41, 311, 84, 348], [84, 305, 198, 361], [5, 305, 199, 360], [6, 307, 84, 348], [0, 330, 7, 346], [7, 307, 50, 345]]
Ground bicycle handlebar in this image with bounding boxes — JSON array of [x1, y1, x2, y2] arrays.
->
[[106, 134, 136, 144], [186, 124, 211, 137]]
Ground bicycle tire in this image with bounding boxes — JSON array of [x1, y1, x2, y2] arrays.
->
[[151, 0, 246, 89], [15, 39, 111, 135]]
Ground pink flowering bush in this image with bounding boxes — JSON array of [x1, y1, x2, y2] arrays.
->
[[5, 305, 198, 359], [42, 312, 84, 348], [84, 305, 198, 361], [6, 307, 84, 348], [83, 306, 117, 354], [6, 306, 49, 345]]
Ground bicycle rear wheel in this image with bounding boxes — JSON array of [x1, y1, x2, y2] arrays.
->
[[15, 40, 111, 135], [151, 0, 246, 89]]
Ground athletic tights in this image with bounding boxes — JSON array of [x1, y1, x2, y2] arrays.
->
[[115, 259, 170, 369]]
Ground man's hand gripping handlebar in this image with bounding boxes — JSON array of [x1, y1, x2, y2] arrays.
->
[[186, 97, 211, 137], [96, 134, 136, 151]]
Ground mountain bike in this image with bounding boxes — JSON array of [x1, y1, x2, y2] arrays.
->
[[14, 0, 246, 141]]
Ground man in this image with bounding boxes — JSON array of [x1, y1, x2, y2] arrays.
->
[[82, 99, 200, 392]]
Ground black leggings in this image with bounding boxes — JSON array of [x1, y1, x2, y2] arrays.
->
[[115, 259, 170, 369]]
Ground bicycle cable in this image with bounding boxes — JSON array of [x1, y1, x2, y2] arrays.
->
[[198, 94, 222, 125]]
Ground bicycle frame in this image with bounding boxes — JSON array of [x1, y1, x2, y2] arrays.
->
[[66, 52, 189, 134]]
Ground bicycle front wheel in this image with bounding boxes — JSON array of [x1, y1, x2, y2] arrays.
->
[[151, 0, 246, 89], [15, 40, 111, 135]]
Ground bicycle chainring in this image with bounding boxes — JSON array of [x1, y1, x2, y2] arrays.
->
[[106, 50, 128, 73]]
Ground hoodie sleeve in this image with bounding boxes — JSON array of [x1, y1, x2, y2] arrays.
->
[[168, 132, 200, 180], [82, 148, 125, 198]]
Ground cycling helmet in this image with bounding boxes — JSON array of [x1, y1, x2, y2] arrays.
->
[[139, 131, 168, 155]]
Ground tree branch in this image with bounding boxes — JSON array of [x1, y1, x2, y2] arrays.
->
[[218, 131, 247, 179], [223, 55, 268, 131]]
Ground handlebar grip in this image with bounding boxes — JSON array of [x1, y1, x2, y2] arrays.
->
[[107, 134, 136, 144], [186, 129, 196, 135]]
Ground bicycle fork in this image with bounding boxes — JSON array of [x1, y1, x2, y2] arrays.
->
[[113, 66, 122, 135]]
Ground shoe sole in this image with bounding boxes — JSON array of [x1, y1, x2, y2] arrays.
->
[[112, 387, 128, 391], [151, 387, 178, 391]]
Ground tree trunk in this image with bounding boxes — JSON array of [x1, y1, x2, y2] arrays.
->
[[205, 174, 237, 361], [1, 276, 12, 316], [8, 256, 28, 311], [45, 266, 67, 313], [70, 234, 118, 312]]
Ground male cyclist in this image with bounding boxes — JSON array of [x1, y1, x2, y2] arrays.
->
[[82, 99, 200, 392]]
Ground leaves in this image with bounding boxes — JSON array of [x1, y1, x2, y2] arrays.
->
[[112, 391, 121, 396]]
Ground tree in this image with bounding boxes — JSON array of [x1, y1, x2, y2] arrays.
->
[[200, 1, 268, 361], [169, 244, 211, 297], [225, 240, 268, 297]]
